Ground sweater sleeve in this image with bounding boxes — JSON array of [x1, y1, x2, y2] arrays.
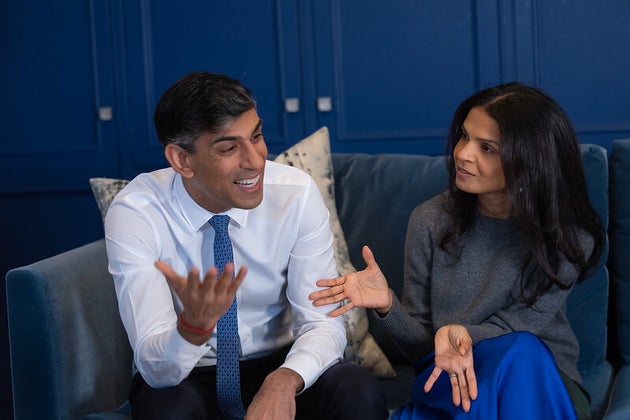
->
[[372, 199, 442, 362]]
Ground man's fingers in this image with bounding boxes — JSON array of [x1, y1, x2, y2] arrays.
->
[[201, 266, 219, 291], [155, 260, 176, 279], [231, 265, 247, 292], [184, 267, 201, 294], [155, 260, 187, 291], [201, 263, 246, 297], [213, 263, 234, 293]]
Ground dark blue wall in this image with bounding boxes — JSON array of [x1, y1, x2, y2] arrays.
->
[[2, 1, 630, 417]]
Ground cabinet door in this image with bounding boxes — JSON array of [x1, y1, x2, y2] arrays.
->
[[310, 0, 630, 154], [119, 1, 305, 176], [310, 0, 495, 155], [533, 0, 630, 145], [0, 0, 119, 193]]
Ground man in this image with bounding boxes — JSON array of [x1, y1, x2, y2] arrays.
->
[[105, 71, 386, 419]]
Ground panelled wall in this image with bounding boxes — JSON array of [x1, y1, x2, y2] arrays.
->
[[1, 0, 629, 417]]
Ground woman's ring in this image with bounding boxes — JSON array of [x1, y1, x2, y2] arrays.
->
[[449, 373, 457, 378]]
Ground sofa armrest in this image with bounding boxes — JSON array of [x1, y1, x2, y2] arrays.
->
[[6, 239, 132, 419]]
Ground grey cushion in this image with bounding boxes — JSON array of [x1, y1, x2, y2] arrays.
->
[[332, 152, 448, 362]]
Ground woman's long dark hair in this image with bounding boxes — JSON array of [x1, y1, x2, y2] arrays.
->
[[440, 82, 604, 306]]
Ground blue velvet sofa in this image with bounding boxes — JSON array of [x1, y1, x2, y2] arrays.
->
[[6, 139, 630, 419]]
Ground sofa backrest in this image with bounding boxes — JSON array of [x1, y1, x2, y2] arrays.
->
[[566, 144, 609, 376], [609, 139, 630, 365], [332, 153, 448, 296], [332, 145, 610, 375]]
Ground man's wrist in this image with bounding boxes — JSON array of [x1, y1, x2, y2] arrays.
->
[[266, 367, 305, 394], [177, 312, 214, 345], [179, 312, 215, 335]]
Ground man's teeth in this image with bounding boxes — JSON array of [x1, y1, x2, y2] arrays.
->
[[235, 175, 260, 186]]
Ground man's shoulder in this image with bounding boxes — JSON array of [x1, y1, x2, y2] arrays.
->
[[264, 160, 313, 186], [104, 168, 177, 236], [113, 168, 176, 206], [126, 168, 174, 190]]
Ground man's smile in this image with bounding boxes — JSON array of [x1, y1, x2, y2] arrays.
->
[[234, 174, 261, 191]]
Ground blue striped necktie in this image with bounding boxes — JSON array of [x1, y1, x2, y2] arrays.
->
[[210, 215, 246, 419]]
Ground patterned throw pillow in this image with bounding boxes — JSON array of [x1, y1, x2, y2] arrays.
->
[[90, 126, 395, 378], [274, 127, 395, 378], [89, 177, 130, 221]]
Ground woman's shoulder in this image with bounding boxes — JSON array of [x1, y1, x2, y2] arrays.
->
[[408, 191, 451, 229], [413, 191, 450, 217]]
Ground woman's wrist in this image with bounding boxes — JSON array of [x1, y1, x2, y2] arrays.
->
[[376, 289, 393, 316]]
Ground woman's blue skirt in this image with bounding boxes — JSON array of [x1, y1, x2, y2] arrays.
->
[[393, 331, 577, 420]]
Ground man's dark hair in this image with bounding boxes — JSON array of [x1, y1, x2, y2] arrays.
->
[[154, 72, 256, 152]]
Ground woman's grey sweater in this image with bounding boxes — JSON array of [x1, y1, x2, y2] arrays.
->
[[378, 192, 585, 384]]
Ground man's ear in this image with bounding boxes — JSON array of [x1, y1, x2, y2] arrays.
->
[[164, 144, 194, 178]]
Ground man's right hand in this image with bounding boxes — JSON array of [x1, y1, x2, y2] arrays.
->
[[155, 260, 247, 345]]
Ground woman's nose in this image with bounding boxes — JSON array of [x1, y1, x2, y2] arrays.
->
[[455, 141, 475, 162]]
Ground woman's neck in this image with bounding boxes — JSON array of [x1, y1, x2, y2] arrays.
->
[[477, 193, 512, 219]]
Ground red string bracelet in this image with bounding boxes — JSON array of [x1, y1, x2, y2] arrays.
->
[[178, 312, 215, 335]]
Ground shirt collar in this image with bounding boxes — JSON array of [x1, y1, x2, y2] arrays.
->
[[173, 173, 249, 231]]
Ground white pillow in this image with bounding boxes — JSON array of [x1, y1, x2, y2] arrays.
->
[[274, 127, 395, 378]]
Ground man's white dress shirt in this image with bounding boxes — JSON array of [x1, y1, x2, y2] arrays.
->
[[105, 161, 345, 390]]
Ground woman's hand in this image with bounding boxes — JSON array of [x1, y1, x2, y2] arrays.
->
[[308, 246, 392, 317], [424, 324, 478, 412]]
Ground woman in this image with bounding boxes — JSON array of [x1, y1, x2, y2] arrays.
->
[[310, 83, 604, 419]]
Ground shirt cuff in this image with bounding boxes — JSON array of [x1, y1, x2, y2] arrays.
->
[[165, 327, 215, 363]]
